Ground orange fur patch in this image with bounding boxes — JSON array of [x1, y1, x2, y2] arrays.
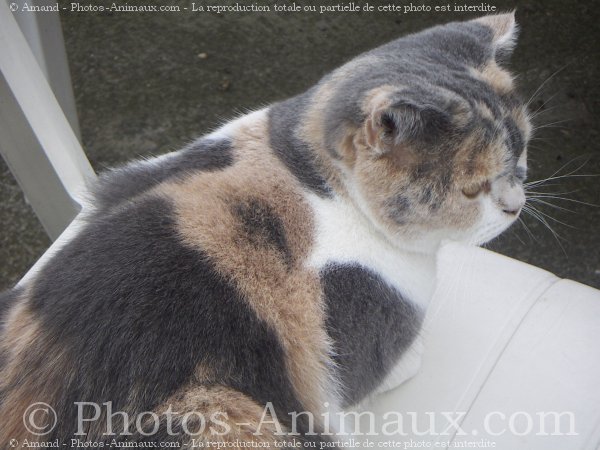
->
[[155, 113, 334, 418], [471, 62, 514, 94], [154, 384, 292, 446], [0, 297, 67, 447]]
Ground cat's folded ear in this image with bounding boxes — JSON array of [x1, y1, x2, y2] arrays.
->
[[472, 11, 519, 62], [365, 97, 449, 155]]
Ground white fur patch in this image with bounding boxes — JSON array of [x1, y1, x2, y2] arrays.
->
[[305, 193, 436, 310], [206, 108, 269, 141], [305, 193, 437, 404]]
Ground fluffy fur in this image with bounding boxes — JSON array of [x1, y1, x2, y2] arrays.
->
[[0, 13, 529, 448]]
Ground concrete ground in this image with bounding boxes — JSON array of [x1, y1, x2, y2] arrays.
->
[[1, 0, 598, 290]]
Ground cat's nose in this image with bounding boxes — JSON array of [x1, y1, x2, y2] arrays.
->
[[503, 205, 522, 216], [499, 186, 525, 216], [493, 178, 525, 216]]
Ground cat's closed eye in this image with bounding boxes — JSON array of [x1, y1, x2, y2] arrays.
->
[[462, 180, 491, 199]]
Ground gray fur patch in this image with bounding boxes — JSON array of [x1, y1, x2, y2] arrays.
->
[[15, 196, 306, 441], [0, 287, 21, 375], [269, 95, 332, 197], [503, 116, 525, 157], [515, 165, 527, 181], [319, 20, 516, 160], [0, 287, 20, 326], [321, 264, 422, 407], [93, 138, 233, 210], [386, 195, 411, 225]]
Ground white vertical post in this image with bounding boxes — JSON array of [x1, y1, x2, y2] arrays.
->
[[11, 0, 81, 139], [0, 0, 95, 240]]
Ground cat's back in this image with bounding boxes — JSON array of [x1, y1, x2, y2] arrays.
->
[[0, 106, 335, 446]]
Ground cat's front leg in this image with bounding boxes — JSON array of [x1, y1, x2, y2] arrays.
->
[[372, 333, 425, 396]]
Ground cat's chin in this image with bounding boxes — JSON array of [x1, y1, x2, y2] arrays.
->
[[391, 216, 519, 254], [466, 217, 520, 247], [460, 199, 522, 247]]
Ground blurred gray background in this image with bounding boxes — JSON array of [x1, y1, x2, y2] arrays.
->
[[1, 0, 598, 290]]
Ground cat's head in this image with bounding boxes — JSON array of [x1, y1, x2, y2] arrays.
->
[[318, 13, 530, 253]]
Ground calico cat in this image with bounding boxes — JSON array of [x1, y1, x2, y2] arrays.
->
[[0, 13, 530, 448]]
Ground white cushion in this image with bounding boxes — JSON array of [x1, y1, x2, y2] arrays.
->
[[360, 242, 600, 449]]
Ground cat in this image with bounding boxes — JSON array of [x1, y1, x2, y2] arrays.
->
[[0, 12, 530, 448]]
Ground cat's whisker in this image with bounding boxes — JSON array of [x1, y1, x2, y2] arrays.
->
[[527, 194, 600, 208], [530, 122, 574, 134], [524, 204, 577, 229], [516, 216, 537, 243], [524, 182, 567, 191], [525, 189, 582, 200], [521, 205, 568, 255], [528, 97, 562, 121], [531, 125, 569, 134], [526, 173, 599, 187], [524, 62, 572, 110], [509, 227, 526, 246], [522, 204, 556, 231], [526, 191, 580, 198], [527, 135, 557, 142], [524, 156, 595, 188], [526, 142, 563, 156], [527, 198, 578, 214], [525, 190, 582, 198], [521, 218, 538, 243], [531, 118, 573, 129], [521, 212, 561, 249]]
